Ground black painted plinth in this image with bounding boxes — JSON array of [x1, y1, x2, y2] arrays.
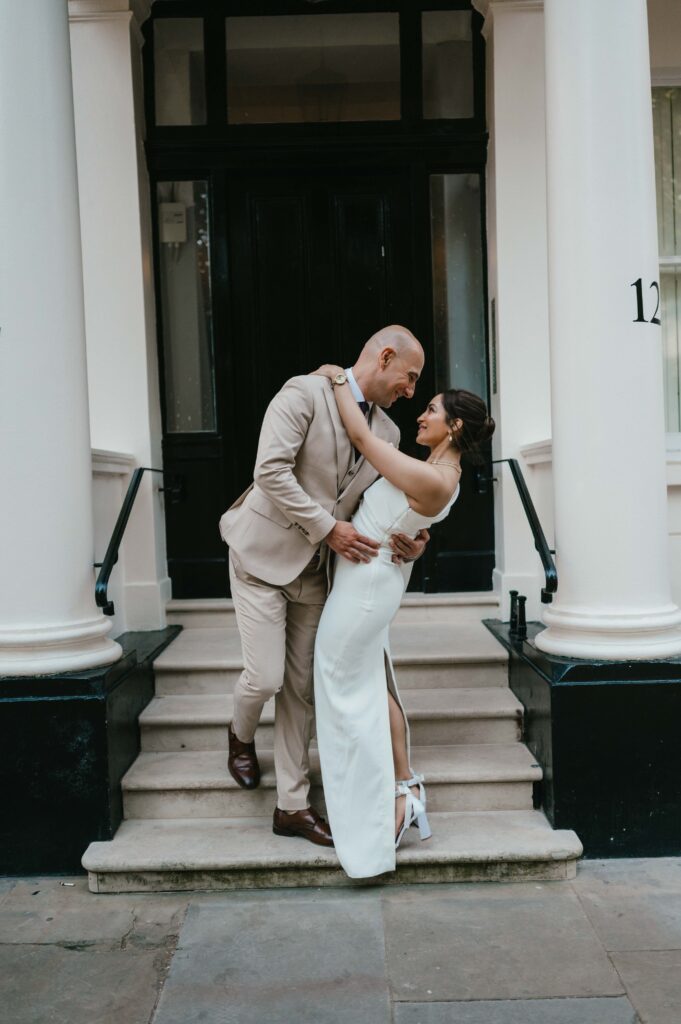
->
[[0, 627, 180, 875], [485, 619, 681, 858]]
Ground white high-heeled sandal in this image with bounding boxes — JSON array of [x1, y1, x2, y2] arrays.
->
[[394, 772, 432, 849]]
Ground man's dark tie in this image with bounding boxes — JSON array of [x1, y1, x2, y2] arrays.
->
[[354, 401, 371, 462]]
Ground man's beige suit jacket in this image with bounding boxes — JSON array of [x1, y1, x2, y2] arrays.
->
[[219, 374, 400, 586]]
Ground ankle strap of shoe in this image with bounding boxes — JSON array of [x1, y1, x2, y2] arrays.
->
[[396, 772, 424, 788]]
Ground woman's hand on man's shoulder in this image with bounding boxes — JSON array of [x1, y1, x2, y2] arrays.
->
[[309, 364, 344, 381]]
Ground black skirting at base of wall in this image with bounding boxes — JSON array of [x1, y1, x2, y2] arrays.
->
[[0, 627, 181, 875], [484, 619, 681, 858]]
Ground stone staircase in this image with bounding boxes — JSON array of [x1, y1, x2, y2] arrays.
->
[[82, 594, 582, 892]]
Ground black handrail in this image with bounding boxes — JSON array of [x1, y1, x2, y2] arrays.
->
[[95, 467, 164, 616], [491, 458, 557, 604]]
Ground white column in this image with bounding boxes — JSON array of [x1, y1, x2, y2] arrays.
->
[[473, 0, 553, 621], [68, 0, 171, 629], [536, 0, 681, 659], [0, 1, 121, 676]]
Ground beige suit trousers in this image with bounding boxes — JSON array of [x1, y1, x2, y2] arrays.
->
[[228, 549, 327, 811]]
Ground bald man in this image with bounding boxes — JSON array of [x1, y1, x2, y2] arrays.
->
[[219, 326, 427, 846]]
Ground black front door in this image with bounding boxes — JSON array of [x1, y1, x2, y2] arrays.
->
[[224, 169, 414, 501], [160, 165, 494, 596]]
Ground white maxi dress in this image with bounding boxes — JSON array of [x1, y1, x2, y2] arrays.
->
[[313, 475, 459, 879]]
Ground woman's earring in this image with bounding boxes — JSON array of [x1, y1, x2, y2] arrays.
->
[[448, 432, 453, 443]]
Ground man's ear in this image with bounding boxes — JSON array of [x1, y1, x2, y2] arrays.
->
[[379, 346, 396, 368]]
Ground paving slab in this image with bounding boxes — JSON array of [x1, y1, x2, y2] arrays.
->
[[0, 945, 162, 1024], [153, 892, 392, 1024], [124, 896, 189, 950], [394, 996, 638, 1023], [0, 877, 134, 945], [0, 877, 16, 906], [0, 876, 188, 947], [571, 858, 681, 951], [383, 883, 623, 1001], [610, 950, 681, 1024]]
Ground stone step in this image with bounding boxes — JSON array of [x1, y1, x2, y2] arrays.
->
[[122, 744, 542, 819], [82, 810, 582, 893], [139, 688, 523, 752], [154, 622, 509, 695], [166, 593, 500, 630]]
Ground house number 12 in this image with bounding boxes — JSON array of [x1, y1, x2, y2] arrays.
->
[[631, 278, 661, 325]]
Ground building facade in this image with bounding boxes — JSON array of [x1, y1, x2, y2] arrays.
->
[[2, 0, 681, 880]]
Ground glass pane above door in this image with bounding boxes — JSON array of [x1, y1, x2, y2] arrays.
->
[[154, 18, 207, 126], [661, 268, 681, 432], [226, 14, 401, 124], [422, 11, 474, 120], [156, 181, 216, 433], [653, 87, 681, 431], [429, 174, 486, 398]]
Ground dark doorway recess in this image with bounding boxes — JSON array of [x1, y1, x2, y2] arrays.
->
[[145, 1, 493, 597]]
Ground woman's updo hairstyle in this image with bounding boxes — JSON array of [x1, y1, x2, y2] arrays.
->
[[442, 389, 495, 464]]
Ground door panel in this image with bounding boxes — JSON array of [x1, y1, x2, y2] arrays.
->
[[161, 166, 494, 596], [251, 195, 312, 406], [332, 192, 390, 345], [226, 171, 414, 503]]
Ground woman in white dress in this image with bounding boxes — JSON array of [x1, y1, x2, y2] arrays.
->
[[312, 365, 495, 879]]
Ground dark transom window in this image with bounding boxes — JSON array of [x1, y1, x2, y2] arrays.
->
[[146, 2, 484, 133]]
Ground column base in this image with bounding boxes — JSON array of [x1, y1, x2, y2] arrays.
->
[[485, 618, 681, 857], [0, 627, 180, 873], [535, 601, 681, 660], [0, 615, 122, 677]]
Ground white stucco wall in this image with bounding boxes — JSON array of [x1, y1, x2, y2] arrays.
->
[[480, 2, 553, 620], [69, 8, 170, 630]]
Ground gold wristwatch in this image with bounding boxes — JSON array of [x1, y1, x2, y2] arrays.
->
[[332, 372, 348, 388]]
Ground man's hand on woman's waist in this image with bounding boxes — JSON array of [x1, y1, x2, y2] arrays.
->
[[325, 521, 380, 564]]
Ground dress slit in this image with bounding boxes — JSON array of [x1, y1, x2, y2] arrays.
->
[[383, 647, 411, 771]]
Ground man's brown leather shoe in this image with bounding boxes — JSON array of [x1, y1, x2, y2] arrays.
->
[[227, 723, 260, 789], [272, 806, 334, 847]]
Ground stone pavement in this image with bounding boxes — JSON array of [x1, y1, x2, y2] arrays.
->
[[2, 859, 681, 1023]]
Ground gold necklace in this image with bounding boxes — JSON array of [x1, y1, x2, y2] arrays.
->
[[429, 460, 462, 472]]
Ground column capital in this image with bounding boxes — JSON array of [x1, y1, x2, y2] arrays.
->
[[473, 0, 544, 38], [68, 0, 152, 34]]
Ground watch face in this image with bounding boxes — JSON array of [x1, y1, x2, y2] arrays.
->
[[334, 373, 347, 386]]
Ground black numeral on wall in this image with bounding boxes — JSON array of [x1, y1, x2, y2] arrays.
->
[[632, 278, 662, 325]]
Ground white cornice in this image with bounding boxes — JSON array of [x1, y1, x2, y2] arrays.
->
[[473, 0, 543, 37], [91, 449, 136, 476], [519, 439, 553, 465], [68, 0, 151, 27], [518, 439, 681, 485]]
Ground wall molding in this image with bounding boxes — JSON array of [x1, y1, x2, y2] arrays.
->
[[92, 448, 136, 477], [68, 0, 151, 30], [472, 0, 543, 40], [519, 438, 681, 486], [473, 0, 543, 19], [519, 439, 552, 466]]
